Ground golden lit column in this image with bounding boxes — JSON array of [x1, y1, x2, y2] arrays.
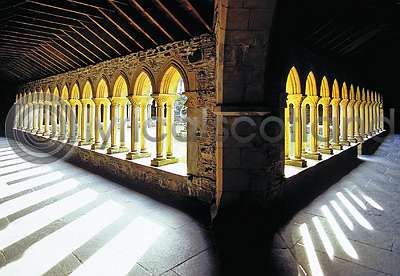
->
[[284, 106, 290, 161], [166, 95, 178, 160], [68, 102, 79, 143], [14, 98, 19, 129], [330, 98, 342, 150], [318, 97, 333, 154], [43, 101, 50, 136], [308, 97, 321, 159], [79, 99, 95, 146], [91, 98, 110, 149], [119, 98, 128, 152], [59, 101, 67, 140], [37, 100, 44, 135], [370, 101, 376, 134], [375, 102, 380, 132], [380, 101, 384, 130], [28, 103, 33, 131], [32, 99, 39, 134], [19, 100, 24, 129], [127, 96, 138, 159], [353, 100, 362, 141], [151, 94, 178, 166], [285, 94, 306, 167], [92, 100, 101, 149], [340, 98, 350, 146], [107, 99, 119, 154], [50, 101, 58, 138], [359, 100, 366, 138], [139, 97, 151, 156], [365, 100, 370, 137]]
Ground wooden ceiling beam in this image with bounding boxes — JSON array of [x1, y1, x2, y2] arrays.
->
[[45, 42, 81, 67], [21, 55, 53, 76], [0, 33, 45, 43], [70, 26, 112, 59], [48, 40, 87, 66], [2, 30, 54, 40], [9, 20, 72, 32], [17, 14, 86, 29], [65, 0, 116, 12], [0, 37, 38, 46], [3, 25, 65, 36], [55, 34, 96, 63], [40, 44, 75, 69], [180, 0, 212, 32], [25, 52, 60, 75], [20, 7, 93, 24], [25, 0, 103, 19], [128, 0, 174, 41], [80, 21, 121, 55], [152, 0, 191, 36], [86, 16, 131, 52], [96, 7, 145, 49], [35, 47, 71, 71], [62, 31, 102, 61]]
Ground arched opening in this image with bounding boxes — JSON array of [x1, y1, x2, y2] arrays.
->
[[158, 66, 187, 164], [95, 78, 111, 147]]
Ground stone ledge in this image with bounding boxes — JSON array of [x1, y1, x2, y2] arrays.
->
[[13, 130, 190, 201]]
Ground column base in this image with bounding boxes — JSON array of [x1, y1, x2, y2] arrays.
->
[[126, 151, 151, 160], [151, 157, 179, 167], [58, 135, 67, 141], [43, 132, 51, 137], [356, 136, 364, 142], [303, 152, 322, 160], [107, 146, 121, 154], [119, 146, 129, 153], [340, 140, 351, 146], [37, 129, 44, 135], [78, 140, 92, 146], [285, 158, 307, 168], [331, 143, 343, 150], [319, 147, 333, 155], [91, 142, 109, 150], [31, 129, 38, 134]]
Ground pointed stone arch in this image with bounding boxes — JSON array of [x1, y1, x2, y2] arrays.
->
[[286, 66, 301, 95]]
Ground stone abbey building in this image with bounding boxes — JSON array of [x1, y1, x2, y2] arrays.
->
[[0, 0, 398, 275]]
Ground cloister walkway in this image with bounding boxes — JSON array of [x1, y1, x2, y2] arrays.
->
[[270, 135, 400, 275], [0, 137, 217, 276]]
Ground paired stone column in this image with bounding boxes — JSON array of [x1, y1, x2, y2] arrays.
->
[[340, 98, 350, 146], [318, 97, 333, 154], [14, 100, 19, 129], [50, 102, 58, 138], [58, 102, 68, 140], [126, 96, 151, 160], [353, 101, 362, 142], [107, 98, 119, 154], [285, 94, 307, 167], [92, 98, 111, 149], [359, 101, 366, 139], [347, 99, 356, 142], [119, 100, 128, 152], [151, 94, 178, 166], [364, 101, 370, 137], [79, 99, 95, 146], [43, 102, 50, 136], [330, 98, 342, 150], [303, 96, 321, 160], [68, 100, 82, 143], [37, 101, 44, 135], [28, 103, 33, 131], [32, 101, 39, 134]]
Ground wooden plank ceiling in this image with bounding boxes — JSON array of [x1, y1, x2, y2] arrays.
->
[[0, 0, 214, 83]]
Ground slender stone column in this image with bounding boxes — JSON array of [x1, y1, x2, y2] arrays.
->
[[32, 102, 38, 133], [92, 101, 101, 149], [370, 103, 375, 134], [107, 101, 119, 154], [151, 96, 165, 165], [37, 102, 44, 135], [14, 102, 19, 129], [347, 100, 356, 142], [307, 97, 321, 159], [103, 103, 110, 147], [80, 102, 87, 145], [166, 95, 177, 160], [127, 97, 138, 159], [285, 94, 306, 167], [139, 98, 151, 154], [354, 101, 362, 141], [284, 107, 290, 160], [119, 101, 128, 152], [44, 103, 50, 136], [364, 102, 370, 137], [28, 104, 33, 131], [59, 102, 66, 140], [89, 103, 95, 143], [51, 103, 58, 138], [318, 98, 333, 154], [359, 102, 366, 138], [380, 104, 384, 130], [126, 96, 152, 159], [340, 99, 350, 146], [330, 99, 342, 150]]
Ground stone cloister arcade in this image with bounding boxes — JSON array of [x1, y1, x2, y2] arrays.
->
[[284, 66, 385, 169], [14, 65, 188, 166]]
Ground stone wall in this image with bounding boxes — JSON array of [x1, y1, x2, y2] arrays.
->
[[18, 34, 217, 203]]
